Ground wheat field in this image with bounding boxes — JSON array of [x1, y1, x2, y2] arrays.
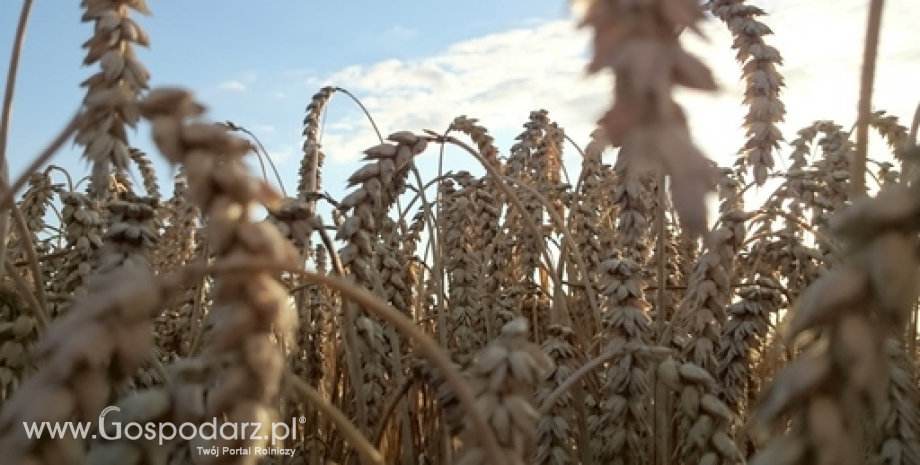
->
[[0, 1, 918, 465]]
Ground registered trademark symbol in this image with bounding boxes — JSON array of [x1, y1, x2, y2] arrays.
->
[[299, 417, 306, 424]]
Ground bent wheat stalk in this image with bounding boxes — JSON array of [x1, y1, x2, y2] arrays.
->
[[286, 373, 385, 465], [177, 255, 508, 465]]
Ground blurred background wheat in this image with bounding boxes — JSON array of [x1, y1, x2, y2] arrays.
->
[[0, 1, 918, 465]]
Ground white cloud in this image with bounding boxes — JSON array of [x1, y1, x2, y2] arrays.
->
[[303, 0, 919, 202], [217, 71, 259, 93], [218, 80, 247, 92], [382, 25, 417, 41], [314, 21, 608, 166], [753, 0, 919, 131]]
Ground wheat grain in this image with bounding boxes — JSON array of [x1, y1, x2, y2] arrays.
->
[[1, 3, 918, 464], [0, 265, 168, 463], [707, 0, 786, 186], [534, 324, 580, 465], [132, 88, 298, 464], [716, 280, 783, 425], [76, 0, 151, 196], [0, 285, 32, 403], [456, 317, 554, 465], [579, 0, 719, 237]]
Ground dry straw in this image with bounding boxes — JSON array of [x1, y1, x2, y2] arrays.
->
[[0, 0, 918, 465]]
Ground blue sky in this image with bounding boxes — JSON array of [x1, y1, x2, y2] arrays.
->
[[2, 0, 919, 212], [0, 1, 584, 201]]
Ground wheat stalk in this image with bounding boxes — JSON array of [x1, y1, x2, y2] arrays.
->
[[0, 2, 917, 465]]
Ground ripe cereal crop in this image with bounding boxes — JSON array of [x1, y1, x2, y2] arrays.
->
[[0, 1, 918, 465]]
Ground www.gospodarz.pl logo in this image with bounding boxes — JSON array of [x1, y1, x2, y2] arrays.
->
[[97, 406, 306, 445], [23, 405, 306, 449]]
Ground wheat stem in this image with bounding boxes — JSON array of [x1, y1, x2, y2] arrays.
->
[[853, 0, 886, 199], [286, 372, 385, 465], [178, 257, 507, 464]]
